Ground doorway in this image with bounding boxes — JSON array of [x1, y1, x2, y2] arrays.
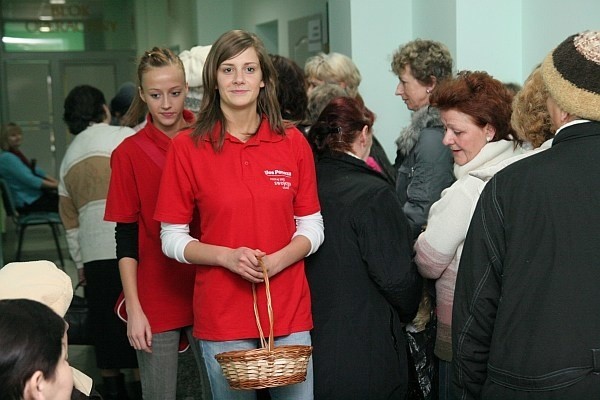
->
[[1, 51, 136, 177]]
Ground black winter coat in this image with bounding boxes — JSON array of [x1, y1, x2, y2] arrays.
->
[[453, 122, 600, 399], [306, 151, 422, 400]]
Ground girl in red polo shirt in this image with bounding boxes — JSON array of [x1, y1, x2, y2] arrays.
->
[[104, 47, 209, 400], [154, 30, 324, 400]]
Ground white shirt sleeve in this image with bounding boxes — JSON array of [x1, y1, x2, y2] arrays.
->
[[292, 211, 325, 256], [161, 212, 324, 262], [160, 222, 198, 264]]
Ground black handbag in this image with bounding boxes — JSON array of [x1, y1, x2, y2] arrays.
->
[[65, 282, 91, 345]]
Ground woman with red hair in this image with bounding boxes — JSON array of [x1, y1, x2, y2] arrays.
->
[[413, 71, 525, 400]]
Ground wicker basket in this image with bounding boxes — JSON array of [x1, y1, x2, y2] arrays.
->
[[215, 259, 313, 390]]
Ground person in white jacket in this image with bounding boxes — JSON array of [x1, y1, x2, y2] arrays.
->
[[60, 84, 138, 399], [413, 71, 525, 400]]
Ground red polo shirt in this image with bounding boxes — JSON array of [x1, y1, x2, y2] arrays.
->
[[104, 112, 196, 333], [154, 117, 320, 340]]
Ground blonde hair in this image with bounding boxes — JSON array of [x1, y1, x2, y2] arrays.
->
[[122, 47, 186, 127], [511, 66, 553, 148], [304, 52, 361, 98]]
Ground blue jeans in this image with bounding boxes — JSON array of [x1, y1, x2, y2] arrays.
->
[[439, 359, 456, 400], [199, 331, 313, 400], [137, 327, 211, 400]]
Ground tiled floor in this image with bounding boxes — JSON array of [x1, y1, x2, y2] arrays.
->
[[1, 219, 203, 399]]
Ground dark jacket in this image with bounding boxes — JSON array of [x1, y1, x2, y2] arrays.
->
[[452, 121, 600, 399], [306, 151, 422, 400], [370, 135, 396, 185], [395, 106, 454, 240]]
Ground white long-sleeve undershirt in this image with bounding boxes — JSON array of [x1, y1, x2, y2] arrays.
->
[[160, 211, 324, 264]]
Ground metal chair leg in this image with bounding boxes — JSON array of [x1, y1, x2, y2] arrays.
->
[[15, 225, 26, 261], [49, 223, 65, 270], [15, 223, 65, 269]]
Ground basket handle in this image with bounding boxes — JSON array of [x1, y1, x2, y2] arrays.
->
[[252, 258, 274, 352]]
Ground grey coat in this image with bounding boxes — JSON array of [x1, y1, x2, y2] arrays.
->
[[394, 106, 454, 240]]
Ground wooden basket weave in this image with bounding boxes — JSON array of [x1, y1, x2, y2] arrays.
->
[[215, 259, 313, 390]]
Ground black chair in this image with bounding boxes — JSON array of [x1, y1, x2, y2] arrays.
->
[[0, 179, 65, 268]]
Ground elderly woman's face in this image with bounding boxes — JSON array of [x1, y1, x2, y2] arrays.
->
[[6, 125, 23, 150], [441, 109, 493, 166], [395, 65, 432, 111]]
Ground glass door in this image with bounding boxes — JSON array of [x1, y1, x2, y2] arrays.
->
[[5, 60, 56, 176]]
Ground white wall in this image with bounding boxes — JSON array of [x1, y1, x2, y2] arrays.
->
[[135, 0, 198, 53], [229, 0, 328, 57], [329, 0, 413, 162], [413, 0, 457, 62], [195, 0, 234, 46], [522, 0, 600, 79], [135, 0, 197, 54], [455, 0, 522, 84], [327, 0, 352, 57]]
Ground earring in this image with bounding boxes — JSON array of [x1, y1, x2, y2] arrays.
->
[[426, 89, 431, 94], [486, 136, 492, 142]]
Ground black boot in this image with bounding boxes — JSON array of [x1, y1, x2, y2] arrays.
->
[[102, 373, 131, 400]]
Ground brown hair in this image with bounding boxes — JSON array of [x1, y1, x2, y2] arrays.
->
[[192, 30, 283, 152], [511, 67, 553, 148], [0, 122, 20, 151], [308, 96, 375, 154], [391, 39, 453, 85], [270, 54, 308, 123], [122, 47, 186, 127], [431, 70, 521, 145]]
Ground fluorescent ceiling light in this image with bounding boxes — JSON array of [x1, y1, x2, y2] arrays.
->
[[2, 36, 64, 45]]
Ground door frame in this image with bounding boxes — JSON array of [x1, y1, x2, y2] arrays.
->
[[0, 50, 136, 176]]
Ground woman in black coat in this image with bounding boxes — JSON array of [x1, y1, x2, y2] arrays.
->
[[306, 96, 422, 399]]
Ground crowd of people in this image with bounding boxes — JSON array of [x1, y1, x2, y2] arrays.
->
[[1, 29, 600, 400]]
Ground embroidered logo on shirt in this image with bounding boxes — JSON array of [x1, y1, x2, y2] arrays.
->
[[264, 169, 292, 190]]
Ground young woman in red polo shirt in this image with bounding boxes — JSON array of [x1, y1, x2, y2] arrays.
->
[[104, 47, 209, 400], [154, 30, 324, 400]]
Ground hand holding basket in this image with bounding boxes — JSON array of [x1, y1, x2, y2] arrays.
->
[[215, 258, 313, 390]]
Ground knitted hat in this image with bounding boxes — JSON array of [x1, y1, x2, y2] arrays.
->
[[179, 45, 212, 112], [541, 31, 600, 121]]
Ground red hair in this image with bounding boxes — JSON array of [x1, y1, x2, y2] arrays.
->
[[308, 96, 375, 154], [431, 71, 520, 144]]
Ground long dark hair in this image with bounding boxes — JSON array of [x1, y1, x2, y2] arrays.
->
[[0, 299, 65, 399], [192, 30, 283, 152]]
